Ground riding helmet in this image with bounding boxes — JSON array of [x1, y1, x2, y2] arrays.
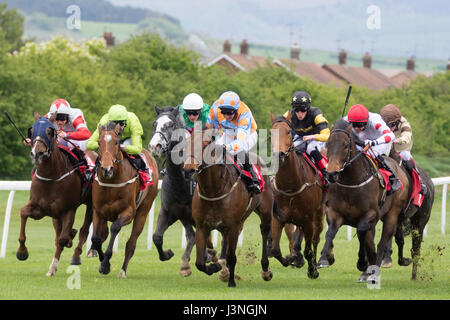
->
[[108, 104, 128, 121], [380, 104, 401, 124], [291, 90, 311, 112], [217, 91, 240, 112], [347, 104, 369, 123], [182, 93, 204, 111]]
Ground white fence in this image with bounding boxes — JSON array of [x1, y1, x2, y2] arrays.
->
[[1, 177, 449, 258]]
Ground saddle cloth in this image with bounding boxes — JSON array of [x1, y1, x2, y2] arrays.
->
[[301, 152, 328, 186], [226, 154, 265, 192]]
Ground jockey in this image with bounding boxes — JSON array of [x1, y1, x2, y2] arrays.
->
[[86, 104, 149, 180], [344, 104, 401, 193], [283, 90, 330, 180], [179, 93, 211, 136], [206, 91, 260, 193], [380, 103, 427, 195]]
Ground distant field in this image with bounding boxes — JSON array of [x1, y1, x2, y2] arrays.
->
[[0, 188, 449, 300]]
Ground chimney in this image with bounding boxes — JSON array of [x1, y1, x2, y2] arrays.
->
[[103, 32, 115, 47], [240, 39, 249, 55], [362, 52, 372, 68], [223, 40, 231, 53], [338, 49, 347, 65], [290, 43, 300, 60], [406, 56, 415, 72], [447, 58, 450, 71]]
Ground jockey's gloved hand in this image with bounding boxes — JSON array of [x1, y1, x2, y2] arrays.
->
[[364, 139, 378, 147]]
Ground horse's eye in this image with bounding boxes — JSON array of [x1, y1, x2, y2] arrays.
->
[[152, 122, 157, 128]]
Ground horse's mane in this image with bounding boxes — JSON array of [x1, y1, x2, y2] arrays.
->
[[157, 106, 183, 128]]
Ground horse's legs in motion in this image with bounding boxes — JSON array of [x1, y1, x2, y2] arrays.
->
[[99, 211, 132, 275], [411, 225, 424, 280], [375, 213, 399, 267], [218, 237, 230, 282], [16, 204, 38, 261], [381, 237, 394, 268], [180, 220, 196, 277], [256, 205, 273, 281], [291, 227, 305, 268], [225, 227, 240, 287], [302, 220, 319, 279], [195, 225, 221, 276], [270, 217, 290, 267], [119, 208, 148, 278], [394, 224, 412, 266], [47, 211, 75, 276], [71, 203, 93, 265], [91, 211, 108, 263], [318, 211, 342, 268], [152, 207, 177, 261]]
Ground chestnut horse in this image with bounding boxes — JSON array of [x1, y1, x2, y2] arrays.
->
[[17, 113, 94, 276], [184, 128, 273, 287], [270, 114, 325, 279], [319, 119, 410, 281], [91, 123, 158, 278]]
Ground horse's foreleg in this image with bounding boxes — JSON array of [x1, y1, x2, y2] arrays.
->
[[47, 218, 63, 276], [71, 203, 93, 265], [195, 226, 220, 276], [270, 216, 290, 267], [376, 213, 398, 267], [318, 215, 341, 268], [91, 210, 107, 263], [180, 221, 195, 277], [152, 208, 176, 261], [16, 204, 34, 261], [302, 221, 319, 279], [394, 224, 411, 266], [225, 228, 239, 288], [256, 203, 273, 281]]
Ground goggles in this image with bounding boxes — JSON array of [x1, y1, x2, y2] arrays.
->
[[220, 109, 236, 116], [186, 110, 200, 116], [351, 122, 367, 129]]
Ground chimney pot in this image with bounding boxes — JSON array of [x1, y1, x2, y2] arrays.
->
[[407, 56, 415, 72], [290, 43, 300, 60], [240, 39, 249, 55], [363, 52, 372, 68], [223, 40, 231, 53], [339, 49, 347, 65]]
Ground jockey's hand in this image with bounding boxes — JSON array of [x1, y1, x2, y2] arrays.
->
[[364, 139, 378, 147], [302, 135, 316, 142], [57, 130, 67, 139], [120, 144, 127, 152], [23, 138, 31, 147]]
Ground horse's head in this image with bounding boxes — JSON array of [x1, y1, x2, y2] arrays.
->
[[148, 105, 183, 157], [326, 118, 360, 182], [29, 113, 57, 165], [270, 113, 294, 163], [183, 127, 220, 177], [97, 122, 123, 179]]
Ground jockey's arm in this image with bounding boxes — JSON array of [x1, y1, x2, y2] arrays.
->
[[313, 114, 330, 142], [394, 119, 413, 147], [225, 114, 253, 153], [123, 114, 144, 155]]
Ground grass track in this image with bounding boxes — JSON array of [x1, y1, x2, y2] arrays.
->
[[0, 191, 449, 300]]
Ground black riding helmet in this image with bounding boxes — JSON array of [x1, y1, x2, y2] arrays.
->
[[291, 90, 311, 112]]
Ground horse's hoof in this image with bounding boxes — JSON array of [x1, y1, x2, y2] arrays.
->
[[317, 259, 330, 269], [206, 249, 217, 263], [70, 257, 81, 265], [16, 251, 29, 261], [118, 269, 126, 278], [46, 271, 55, 277], [160, 249, 174, 261], [228, 280, 236, 288], [261, 270, 273, 281], [87, 249, 98, 258], [180, 267, 192, 277], [381, 258, 393, 268], [99, 262, 111, 275], [219, 268, 230, 282], [358, 272, 368, 283], [357, 260, 368, 272], [327, 255, 335, 266], [398, 258, 412, 266], [308, 268, 319, 279], [293, 255, 305, 268]]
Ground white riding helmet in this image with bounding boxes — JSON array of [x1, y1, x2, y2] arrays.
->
[[49, 99, 71, 115], [182, 93, 203, 111]]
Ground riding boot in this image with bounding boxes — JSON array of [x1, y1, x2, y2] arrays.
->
[[238, 151, 261, 194], [310, 149, 329, 187], [378, 155, 402, 195], [404, 159, 427, 196]]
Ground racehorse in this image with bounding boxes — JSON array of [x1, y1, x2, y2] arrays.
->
[[148, 105, 216, 277], [183, 127, 274, 287], [319, 118, 410, 281], [17, 113, 94, 276], [381, 150, 434, 280], [91, 122, 158, 278], [270, 114, 325, 279]]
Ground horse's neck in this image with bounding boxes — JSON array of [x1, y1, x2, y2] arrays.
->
[[37, 147, 67, 176], [275, 151, 305, 188], [165, 150, 185, 180], [341, 147, 370, 184], [197, 165, 231, 197]]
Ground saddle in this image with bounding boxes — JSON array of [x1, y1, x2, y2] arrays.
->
[[226, 154, 265, 193], [123, 152, 154, 191], [300, 152, 328, 186]]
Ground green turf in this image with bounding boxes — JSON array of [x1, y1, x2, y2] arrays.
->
[[0, 190, 449, 300]]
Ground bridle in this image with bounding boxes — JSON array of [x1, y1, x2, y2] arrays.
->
[[271, 117, 296, 160]]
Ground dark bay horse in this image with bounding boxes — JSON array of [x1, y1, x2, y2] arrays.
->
[[320, 119, 410, 281], [91, 123, 159, 278], [184, 128, 274, 287], [148, 105, 216, 277], [381, 150, 435, 280], [270, 114, 325, 279], [17, 113, 94, 276]]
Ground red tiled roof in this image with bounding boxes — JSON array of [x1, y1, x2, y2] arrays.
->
[[390, 70, 418, 88], [322, 64, 397, 91]]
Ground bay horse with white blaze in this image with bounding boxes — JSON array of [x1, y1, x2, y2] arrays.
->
[[91, 123, 158, 278], [184, 128, 274, 287], [270, 114, 325, 279], [319, 119, 410, 281], [17, 113, 95, 276]]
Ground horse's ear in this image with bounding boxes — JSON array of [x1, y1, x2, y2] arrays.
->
[[285, 111, 292, 122], [114, 123, 122, 135], [98, 124, 103, 133], [154, 105, 162, 115], [270, 112, 275, 123], [172, 106, 180, 116], [34, 110, 40, 122]]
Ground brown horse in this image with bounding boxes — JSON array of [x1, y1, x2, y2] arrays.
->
[[17, 113, 94, 276], [91, 123, 158, 278], [270, 114, 325, 279], [319, 119, 410, 281], [183, 128, 273, 287], [381, 150, 435, 280]]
